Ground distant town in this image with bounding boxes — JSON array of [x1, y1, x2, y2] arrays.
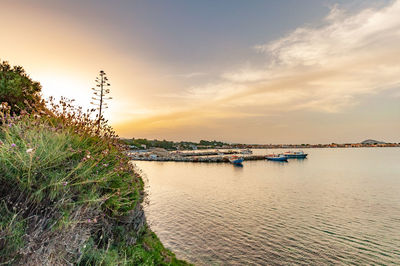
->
[[121, 138, 400, 151]]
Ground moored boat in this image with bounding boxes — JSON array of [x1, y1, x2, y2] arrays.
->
[[229, 155, 244, 165], [280, 150, 308, 159], [240, 149, 253, 154], [266, 154, 288, 162]]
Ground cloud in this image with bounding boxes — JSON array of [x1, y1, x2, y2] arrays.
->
[[116, 1, 400, 140], [219, 0, 400, 112], [255, 2, 400, 68]]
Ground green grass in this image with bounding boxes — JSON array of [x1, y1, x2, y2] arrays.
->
[[0, 105, 189, 265], [0, 114, 142, 216], [79, 226, 187, 265]]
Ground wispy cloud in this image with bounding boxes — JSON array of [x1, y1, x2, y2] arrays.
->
[[220, 0, 400, 112], [164, 72, 206, 79]]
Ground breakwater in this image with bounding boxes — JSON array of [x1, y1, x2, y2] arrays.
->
[[174, 150, 238, 157], [129, 154, 267, 163]]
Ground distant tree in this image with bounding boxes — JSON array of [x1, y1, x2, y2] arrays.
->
[[199, 139, 226, 146], [0, 60, 43, 113], [91, 70, 112, 130]]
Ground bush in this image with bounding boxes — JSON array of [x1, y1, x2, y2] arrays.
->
[[0, 99, 188, 265], [0, 60, 44, 114]]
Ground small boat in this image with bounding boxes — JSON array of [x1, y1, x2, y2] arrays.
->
[[281, 150, 308, 159], [229, 155, 244, 165], [240, 149, 253, 154], [266, 154, 288, 162]]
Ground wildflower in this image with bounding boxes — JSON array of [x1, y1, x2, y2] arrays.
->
[[0, 140, 3, 145], [93, 218, 97, 223], [103, 163, 109, 167], [88, 219, 91, 223], [11, 143, 16, 148], [26, 148, 34, 153], [63, 181, 68, 186], [86, 155, 91, 159]]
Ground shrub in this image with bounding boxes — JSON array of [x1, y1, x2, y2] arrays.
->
[[0, 99, 188, 265], [0, 60, 44, 114]]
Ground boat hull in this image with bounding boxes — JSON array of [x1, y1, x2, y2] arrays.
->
[[284, 154, 307, 159], [230, 158, 244, 165], [266, 156, 288, 162]]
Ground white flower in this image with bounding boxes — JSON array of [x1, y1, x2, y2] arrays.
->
[[26, 148, 34, 153]]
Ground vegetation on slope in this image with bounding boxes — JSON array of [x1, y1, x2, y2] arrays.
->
[[0, 61, 188, 265]]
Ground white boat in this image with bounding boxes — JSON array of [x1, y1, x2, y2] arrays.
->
[[240, 149, 253, 154], [229, 155, 244, 165]]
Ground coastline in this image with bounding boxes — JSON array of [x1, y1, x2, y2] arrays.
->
[[0, 107, 189, 265]]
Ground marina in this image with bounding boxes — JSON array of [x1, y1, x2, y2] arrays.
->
[[130, 153, 268, 163], [129, 148, 310, 163]]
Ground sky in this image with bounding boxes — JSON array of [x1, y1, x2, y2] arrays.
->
[[1, 0, 399, 144]]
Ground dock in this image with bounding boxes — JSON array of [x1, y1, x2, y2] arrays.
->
[[129, 153, 268, 163], [172, 150, 238, 157]]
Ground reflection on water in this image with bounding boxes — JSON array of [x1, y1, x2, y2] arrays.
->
[[134, 148, 400, 265]]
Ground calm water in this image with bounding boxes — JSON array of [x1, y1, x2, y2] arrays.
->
[[134, 148, 400, 265]]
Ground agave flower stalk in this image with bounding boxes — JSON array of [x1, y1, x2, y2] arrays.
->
[[90, 70, 112, 131]]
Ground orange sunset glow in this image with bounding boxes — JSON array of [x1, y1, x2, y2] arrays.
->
[[2, 0, 399, 144]]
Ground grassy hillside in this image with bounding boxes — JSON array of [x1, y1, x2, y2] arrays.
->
[[0, 101, 189, 265]]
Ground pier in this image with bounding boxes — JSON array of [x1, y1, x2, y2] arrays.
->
[[129, 153, 268, 163], [172, 150, 238, 157]]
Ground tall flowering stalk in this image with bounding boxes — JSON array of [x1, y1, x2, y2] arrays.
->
[[90, 70, 112, 131]]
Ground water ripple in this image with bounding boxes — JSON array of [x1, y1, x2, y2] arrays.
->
[[136, 148, 400, 265]]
